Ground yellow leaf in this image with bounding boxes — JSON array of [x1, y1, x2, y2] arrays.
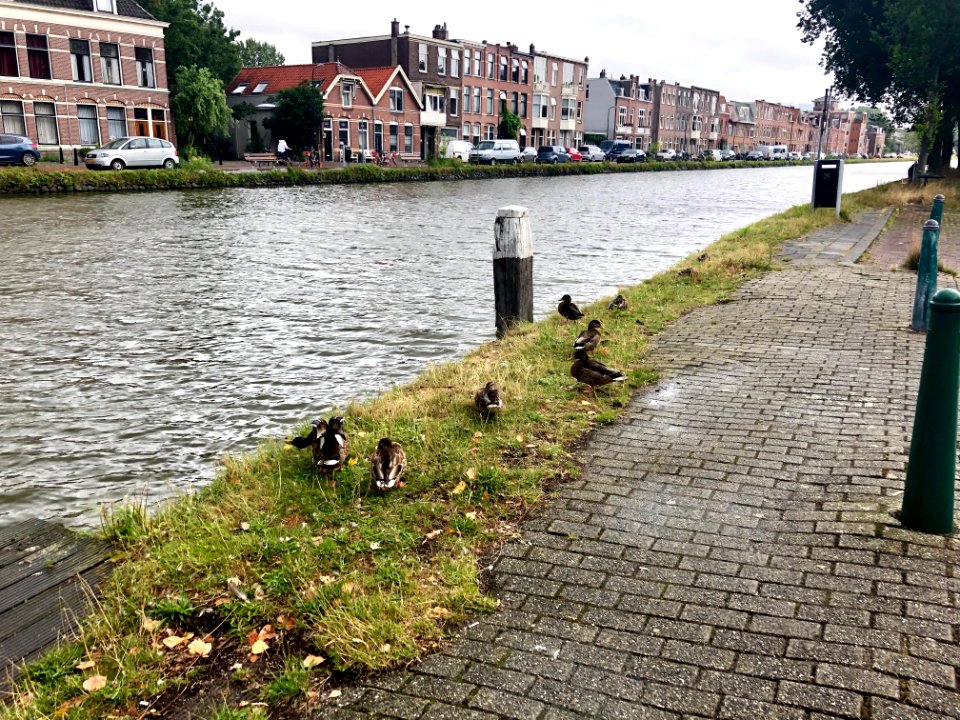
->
[[141, 617, 159, 633], [318, 574, 337, 585], [239, 521, 250, 531], [451, 481, 467, 495], [581, 400, 591, 406], [81, 675, 107, 693], [250, 639, 269, 655], [162, 635, 184, 649], [516, 434, 525, 442], [465, 511, 477, 520], [466, 468, 477, 480], [302, 654, 325, 668], [188, 639, 212, 657], [74, 660, 96, 671], [347, 456, 359, 466]]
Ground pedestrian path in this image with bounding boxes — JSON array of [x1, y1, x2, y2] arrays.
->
[[317, 210, 959, 719]]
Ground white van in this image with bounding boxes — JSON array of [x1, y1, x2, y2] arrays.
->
[[469, 139, 521, 165], [444, 139, 473, 162], [757, 144, 788, 161]]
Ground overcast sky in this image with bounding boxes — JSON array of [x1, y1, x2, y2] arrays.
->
[[214, 1, 835, 108]]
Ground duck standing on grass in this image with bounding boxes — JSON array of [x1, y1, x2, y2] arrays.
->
[[290, 416, 349, 472], [372, 438, 407, 491], [288, 418, 327, 466], [608, 294, 628, 311], [557, 294, 585, 321], [571, 349, 626, 393], [573, 319, 603, 353], [475, 381, 504, 420]]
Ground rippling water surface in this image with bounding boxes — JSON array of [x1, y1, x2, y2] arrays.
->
[[0, 162, 910, 525]]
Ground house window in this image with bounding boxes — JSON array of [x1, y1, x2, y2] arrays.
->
[[451, 50, 459, 77], [472, 123, 480, 145], [389, 122, 398, 152], [232, 84, 248, 94], [338, 119, 349, 153], [342, 81, 354, 107], [511, 92, 518, 114], [549, 96, 556, 120], [486, 53, 494, 79], [521, 60, 528, 83], [135, 47, 155, 88], [551, 62, 558, 86], [418, 43, 427, 73], [95, 0, 115, 11], [563, 62, 573, 85], [618, 106, 626, 127], [499, 55, 507, 81], [533, 56, 545, 84], [404, 123, 413, 153], [100, 42, 121, 85], [578, 67, 584, 87], [562, 98, 575, 121], [106, 106, 126, 139], [0, 100, 25, 134], [34, 101, 58, 144], [510, 58, 519, 83], [373, 121, 383, 152], [26, 35, 50, 79], [484, 124, 495, 140], [462, 86, 470, 114], [486, 89, 493, 115], [449, 88, 458, 117], [533, 94, 547, 118], [71, 39, 92, 83], [252, 82, 268, 93], [520, 93, 527, 118], [437, 47, 446, 75], [638, 109, 645, 127], [389, 87, 403, 112], [473, 50, 481, 77], [472, 87, 481, 114], [358, 120, 368, 151], [463, 50, 471, 76], [576, 100, 583, 121], [77, 104, 100, 145]]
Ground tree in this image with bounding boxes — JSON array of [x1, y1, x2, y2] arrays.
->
[[170, 65, 232, 152], [262, 82, 324, 152], [237, 38, 285, 67], [497, 101, 521, 140]]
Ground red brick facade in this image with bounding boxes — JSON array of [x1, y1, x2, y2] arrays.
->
[[0, 7, 170, 150]]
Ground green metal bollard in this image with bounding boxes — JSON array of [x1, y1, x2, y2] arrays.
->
[[910, 220, 940, 332], [930, 194, 945, 226], [901, 287, 960, 534]]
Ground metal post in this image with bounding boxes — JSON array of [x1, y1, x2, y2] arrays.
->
[[901, 287, 960, 534], [930, 194, 945, 226], [911, 220, 941, 332], [493, 205, 533, 338]]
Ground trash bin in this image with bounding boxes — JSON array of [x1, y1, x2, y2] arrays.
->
[[812, 159, 844, 212]]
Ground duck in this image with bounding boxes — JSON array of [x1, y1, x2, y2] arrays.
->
[[372, 437, 406, 491], [316, 416, 349, 473], [557, 294, 585, 321], [573, 319, 603, 354], [474, 381, 504, 420], [571, 349, 626, 393], [288, 418, 328, 467], [608, 294, 628, 311]]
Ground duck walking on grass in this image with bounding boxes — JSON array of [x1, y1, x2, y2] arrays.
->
[[475, 381, 504, 420], [571, 349, 626, 393], [372, 437, 406, 491], [290, 416, 349, 473], [573, 319, 603, 354], [557, 294, 585, 321]]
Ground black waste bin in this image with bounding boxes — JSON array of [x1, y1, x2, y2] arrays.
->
[[812, 159, 844, 211]]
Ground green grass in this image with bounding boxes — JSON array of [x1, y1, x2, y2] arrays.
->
[[1, 179, 937, 719]]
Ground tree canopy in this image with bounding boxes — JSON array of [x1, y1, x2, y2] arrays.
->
[[262, 82, 325, 152], [798, 0, 960, 174], [237, 38, 285, 67], [497, 101, 522, 141], [170, 65, 232, 152]]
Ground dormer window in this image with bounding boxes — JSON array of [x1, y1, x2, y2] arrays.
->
[[95, 0, 115, 12], [252, 82, 268, 93], [232, 84, 248, 94], [342, 80, 354, 107]]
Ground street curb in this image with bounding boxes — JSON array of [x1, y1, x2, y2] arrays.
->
[[841, 206, 894, 265]]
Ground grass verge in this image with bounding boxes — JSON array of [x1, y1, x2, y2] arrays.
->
[[1, 180, 939, 719]]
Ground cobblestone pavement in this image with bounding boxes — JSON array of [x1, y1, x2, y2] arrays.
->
[[862, 205, 960, 282], [316, 211, 960, 719]]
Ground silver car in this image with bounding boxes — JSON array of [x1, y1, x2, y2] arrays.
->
[[578, 145, 605, 162], [85, 136, 180, 170]]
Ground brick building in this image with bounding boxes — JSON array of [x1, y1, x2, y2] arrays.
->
[[459, 39, 531, 147], [754, 99, 795, 147], [0, 0, 170, 152], [584, 71, 653, 151]]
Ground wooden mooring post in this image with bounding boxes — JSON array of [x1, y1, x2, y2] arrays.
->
[[493, 205, 533, 338]]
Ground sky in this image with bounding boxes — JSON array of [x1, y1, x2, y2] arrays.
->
[[214, 1, 836, 109]]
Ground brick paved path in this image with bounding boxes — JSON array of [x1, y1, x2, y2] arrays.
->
[[318, 212, 960, 719]]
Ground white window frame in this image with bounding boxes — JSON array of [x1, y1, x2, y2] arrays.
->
[[437, 47, 446, 76], [418, 43, 428, 73], [451, 50, 460, 78], [389, 87, 403, 112], [341, 81, 354, 107], [100, 42, 121, 85], [70, 39, 92, 83], [77, 104, 100, 145], [106, 105, 126, 139], [33, 100, 58, 144]]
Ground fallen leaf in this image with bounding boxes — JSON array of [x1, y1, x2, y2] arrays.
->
[[347, 456, 359, 466], [427, 607, 452, 620], [451, 481, 467, 495], [187, 639, 212, 657], [247, 653, 261, 663], [141, 617, 159, 633], [342, 582, 355, 593], [230, 662, 244, 671], [466, 468, 477, 480], [473, 431, 483, 438], [162, 635, 184, 649], [259, 625, 277, 641], [239, 521, 250, 531], [318, 575, 337, 585], [380, 643, 391, 653], [516, 434, 525, 442], [465, 511, 477, 520], [247, 629, 260, 645], [302, 654, 325, 668], [74, 660, 96, 671], [424, 529, 442, 540], [581, 400, 591, 406], [253, 585, 265, 601], [328, 689, 343, 699], [250, 639, 269, 655], [278, 615, 296, 631], [82, 675, 107, 693], [369, 541, 381, 551]]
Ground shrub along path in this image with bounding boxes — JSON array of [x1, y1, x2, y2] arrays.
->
[[316, 210, 960, 719]]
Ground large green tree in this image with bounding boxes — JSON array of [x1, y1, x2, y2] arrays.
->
[[798, 0, 960, 177], [170, 65, 231, 152], [262, 82, 324, 152], [237, 37, 285, 67]]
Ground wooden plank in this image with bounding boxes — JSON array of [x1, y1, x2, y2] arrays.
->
[[0, 541, 108, 616], [0, 519, 47, 547], [0, 523, 73, 571]]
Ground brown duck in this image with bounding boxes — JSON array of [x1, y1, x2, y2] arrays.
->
[[372, 437, 406, 491], [571, 349, 626, 392], [288, 417, 328, 467], [573, 319, 603, 353], [474, 381, 504, 420], [557, 294, 585, 321], [608, 294, 628, 311]]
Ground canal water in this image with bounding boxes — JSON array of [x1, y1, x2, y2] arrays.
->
[[0, 162, 910, 526]]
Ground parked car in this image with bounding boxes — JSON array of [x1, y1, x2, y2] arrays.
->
[[519, 146, 538, 163], [469, 139, 520, 165], [0, 133, 40, 166], [745, 150, 765, 161], [605, 141, 633, 161], [599, 139, 616, 155], [578, 145, 605, 162], [699, 149, 723, 161], [616, 149, 647, 163], [655, 148, 677, 161], [444, 139, 473, 162], [85, 136, 180, 170], [566, 147, 583, 162], [719, 149, 737, 161], [536, 145, 570, 164], [787, 151, 802, 161]]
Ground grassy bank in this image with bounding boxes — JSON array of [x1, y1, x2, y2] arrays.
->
[[0, 157, 838, 195], [2, 181, 941, 720]]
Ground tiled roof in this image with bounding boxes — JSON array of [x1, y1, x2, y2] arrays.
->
[[353, 67, 396, 97], [226, 63, 347, 95], [13, 0, 155, 20]]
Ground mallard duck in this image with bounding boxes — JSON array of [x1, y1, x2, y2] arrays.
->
[[573, 320, 603, 353], [372, 437, 406, 491], [288, 418, 328, 466], [316, 416, 349, 472], [475, 381, 504, 420], [557, 294, 585, 321], [571, 349, 626, 393], [608, 294, 628, 311]]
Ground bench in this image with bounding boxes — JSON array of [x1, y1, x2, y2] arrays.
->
[[243, 152, 278, 168]]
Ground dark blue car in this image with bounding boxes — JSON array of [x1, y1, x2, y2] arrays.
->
[[0, 133, 40, 166]]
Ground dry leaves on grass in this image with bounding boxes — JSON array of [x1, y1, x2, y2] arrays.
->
[[81, 675, 107, 693], [187, 638, 213, 657], [302, 654, 325, 669], [74, 660, 95, 671]]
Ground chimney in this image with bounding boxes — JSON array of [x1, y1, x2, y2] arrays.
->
[[442, 22, 448, 40], [529, 43, 535, 54], [404, 25, 410, 33], [391, 18, 399, 37], [599, 68, 606, 78]]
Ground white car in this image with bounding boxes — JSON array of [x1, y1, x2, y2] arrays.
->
[[787, 151, 802, 160], [578, 145, 605, 162], [85, 136, 179, 170], [655, 148, 677, 161], [444, 139, 473, 162]]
